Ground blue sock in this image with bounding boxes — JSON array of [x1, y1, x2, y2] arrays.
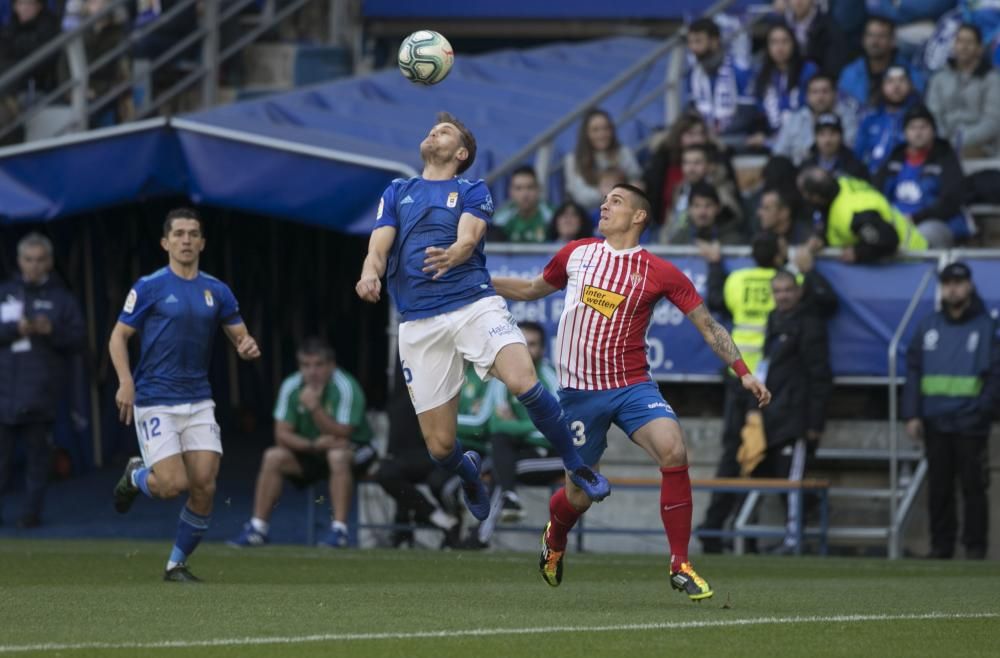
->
[[132, 467, 153, 498], [517, 382, 584, 471], [168, 506, 210, 568], [429, 440, 478, 484]]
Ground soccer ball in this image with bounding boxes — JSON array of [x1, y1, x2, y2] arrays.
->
[[398, 30, 454, 85]]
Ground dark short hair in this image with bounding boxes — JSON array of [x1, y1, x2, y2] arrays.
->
[[681, 143, 713, 160], [436, 111, 477, 175], [689, 180, 720, 205], [866, 15, 896, 33], [297, 336, 335, 362], [806, 72, 836, 92], [163, 207, 202, 236], [771, 268, 798, 287], [751, 232, 781, 268], [509, 165, 538, 186], [518, 321, 546, 342], [958, 22, 983, 44], [612, 183, 653, 228], [761, 186, 790, 210], [689, 17, 721, 39], [797, 166, 840, 205]]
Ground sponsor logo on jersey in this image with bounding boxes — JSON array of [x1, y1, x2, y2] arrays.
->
[[165, 294, 179, 304], [124, 289, 137, 313], [204, 290, 214, 307], [376, 197, 384, 219], [447, 192, 458, 208], [400, 195, 415, 205], [581, 285, 626, 320]]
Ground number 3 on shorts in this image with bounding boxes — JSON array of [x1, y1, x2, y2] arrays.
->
[[570, 420, 586, 446]]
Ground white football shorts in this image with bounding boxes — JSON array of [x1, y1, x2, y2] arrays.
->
[[398, 295, 526, 414], [133, 400, 222, 467]]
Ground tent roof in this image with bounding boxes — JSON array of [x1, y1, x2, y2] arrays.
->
[[0, 36, 669, 232]]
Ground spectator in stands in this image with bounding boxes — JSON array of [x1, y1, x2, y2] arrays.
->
[[754, 268, 833, 554], [0, 233, 84, 529], [460, 322, 565, 550], [0, 0, 61, 97], [82, 0, 132, 127], [665, 144, 743, 235], [663, 181, 745, 245], [802, 113, 871, 181], [547, 201, 593, 243], [563, 108, 642, 212], [747, 23, 818, 143], [773, 73, 860, 165], [685, 17, 753, 134], [926, 23, 1000, 158], [838, 16, 925, 110], [854, 66, 920, 173], [875, 104, 972, 248], [756, 187, 812, 245], [798, 166, 928, 263], [903, 262, 999, 560], [774, 0, 848, 76], [643, 112, 710, 226], [372, 366, 460, 549], [229, 338, 375, 548], [492, 166, 553, 243]]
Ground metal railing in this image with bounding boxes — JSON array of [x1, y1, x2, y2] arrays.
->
[[0, 0, 332, 143], [482, 0, 740, 191]]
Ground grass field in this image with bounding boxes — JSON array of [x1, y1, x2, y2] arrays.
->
[[0, 539, 997, 658]]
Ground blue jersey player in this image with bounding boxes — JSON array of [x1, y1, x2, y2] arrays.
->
[[110, 208, 261, 582], [356, 112, 610, 520]]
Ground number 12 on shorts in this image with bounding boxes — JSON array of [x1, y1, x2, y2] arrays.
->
[[140, 417, 162, 441]]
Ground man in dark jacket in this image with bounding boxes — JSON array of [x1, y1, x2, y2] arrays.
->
[[0, 233, 85, 528], [753, 269, 833, 553], [903, 262, 999, 560], [801, 113, 870, 182], [874, 104, 973, 248], [0, 0, 61, 95]]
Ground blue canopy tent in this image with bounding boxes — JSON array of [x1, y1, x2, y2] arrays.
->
[[0, 36, 671, 233]]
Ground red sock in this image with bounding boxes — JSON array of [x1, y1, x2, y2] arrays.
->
[[660, 465, 693, 573], [545, 487, 582, 551]]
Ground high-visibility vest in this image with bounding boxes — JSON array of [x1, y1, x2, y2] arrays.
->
[[827, 177, 929, 251], [723, 266, 777, 372]]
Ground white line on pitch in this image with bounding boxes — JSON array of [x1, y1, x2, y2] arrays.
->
[[0, 612, 996, 654]]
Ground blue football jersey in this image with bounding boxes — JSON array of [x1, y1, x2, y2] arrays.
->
[[373, 176, 496, 321], [118, 267, 242, 406]]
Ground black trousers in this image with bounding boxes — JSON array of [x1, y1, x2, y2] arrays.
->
[[701, 377, 758, 531], [372, 453, 443, 526], [0, 422, 52, 521], [490, 433, 563, 492], [924, 430, 990, 556]]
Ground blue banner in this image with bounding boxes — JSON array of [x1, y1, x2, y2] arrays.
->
[[362, 0, 755, 19], [485, 250, 998, 380]]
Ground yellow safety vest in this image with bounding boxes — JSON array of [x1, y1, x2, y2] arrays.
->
[[826, 177, 929, 251], [723, 266, 776, 373]]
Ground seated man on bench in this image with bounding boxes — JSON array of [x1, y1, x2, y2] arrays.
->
[[229, 337, 375, 548]]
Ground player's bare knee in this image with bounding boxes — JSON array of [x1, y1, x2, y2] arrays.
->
[[659, 436, 688, 468], [424, 435, 455, 460], [189, 478, 216, 502], [157, 474, 189, 499]]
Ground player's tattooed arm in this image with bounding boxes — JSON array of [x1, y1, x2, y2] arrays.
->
[[686, 303, 742, 365]]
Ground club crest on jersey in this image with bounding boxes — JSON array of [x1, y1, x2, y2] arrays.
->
[[630, 272, 643, 286], [447, 192, 458, 208], [581, 285, 626, 320], [204, 290, 214, 307]]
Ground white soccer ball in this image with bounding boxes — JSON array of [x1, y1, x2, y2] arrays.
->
[[398, 30, 454, 85]]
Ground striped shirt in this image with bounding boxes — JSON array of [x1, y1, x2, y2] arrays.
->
[[272, 369, 372, 444], [542, 238, 703, 390]]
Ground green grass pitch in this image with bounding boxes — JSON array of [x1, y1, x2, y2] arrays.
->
[[0, 539, 997, 657]]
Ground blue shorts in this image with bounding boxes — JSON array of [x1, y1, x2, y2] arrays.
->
[[558, 380, 677, 467]]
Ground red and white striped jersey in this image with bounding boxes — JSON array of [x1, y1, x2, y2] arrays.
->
[[542, 238, 703, 390]]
